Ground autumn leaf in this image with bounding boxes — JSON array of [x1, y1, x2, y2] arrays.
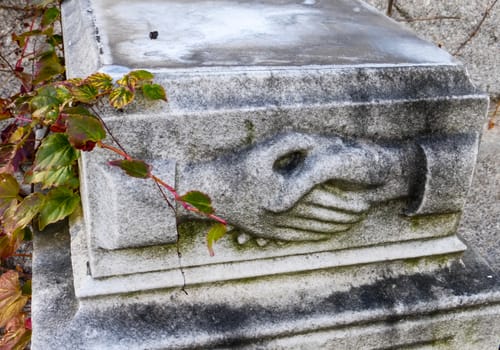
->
[[64, 106, 106, 151], [3, 193, 44, 233], [33, 49, 65, 84], [0, 313, 31, 350], [0, 271, 28, 328]]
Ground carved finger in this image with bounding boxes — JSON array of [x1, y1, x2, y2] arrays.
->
[[267, 226, 335, 241], [303, 187, 371, 213], [274, 216, 352, 234], [290, 203, 363, 223]]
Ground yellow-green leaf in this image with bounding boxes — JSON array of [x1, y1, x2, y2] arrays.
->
[[109, 86, 134, 109], [0, 174, 20, 217], [24, 165, 79, 189], [3, 193, 44, 233], [33, 133, 80, 171], [85, 72, 113, 93], [71, 84, 98, 104], [206, 223, 227, 256]]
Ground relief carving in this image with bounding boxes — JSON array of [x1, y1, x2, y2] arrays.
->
[[178, 132, 479, 242]]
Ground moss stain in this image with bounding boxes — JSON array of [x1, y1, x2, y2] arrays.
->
[[244, 119, 255, 145]]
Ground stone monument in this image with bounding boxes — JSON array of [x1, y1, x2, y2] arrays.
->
[[32, 0, 499, 349]]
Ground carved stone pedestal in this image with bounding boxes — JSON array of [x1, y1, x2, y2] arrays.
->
[[32, 0, 499, 349]]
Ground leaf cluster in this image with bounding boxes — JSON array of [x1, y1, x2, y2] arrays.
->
[[0, 1, 227, 347]]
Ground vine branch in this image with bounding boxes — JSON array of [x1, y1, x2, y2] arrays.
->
[[453, 0, 499, 55]]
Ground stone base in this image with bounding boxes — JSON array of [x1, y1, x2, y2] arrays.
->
[[32, 222, 500, 350]]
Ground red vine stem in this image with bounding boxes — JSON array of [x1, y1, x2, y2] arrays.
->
[[97, 141, 131, 160], [15, 13, 37, 70], [98, 141, 227, 226], [151, 175, 227, 225]]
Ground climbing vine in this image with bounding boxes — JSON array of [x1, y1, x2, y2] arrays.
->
[[0, 1, 226, 348]]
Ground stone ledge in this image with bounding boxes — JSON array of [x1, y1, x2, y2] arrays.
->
[[32, 222, 499, 349]]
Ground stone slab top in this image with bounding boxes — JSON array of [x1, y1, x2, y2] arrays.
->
[[88, 0, 456, 69]]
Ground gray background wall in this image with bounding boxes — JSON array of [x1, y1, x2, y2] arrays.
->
[[365, 0, 499, 98]]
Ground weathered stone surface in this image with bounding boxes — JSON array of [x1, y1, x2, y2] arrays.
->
[[33, 225, 500, 349], [32, 0, 496, 349], [364, 0, 500, 97]]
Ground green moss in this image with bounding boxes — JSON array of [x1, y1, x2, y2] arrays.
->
[[244, 119, 255, 145], [176, 220, 210, 250]]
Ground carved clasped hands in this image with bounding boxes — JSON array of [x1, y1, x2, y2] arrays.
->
[[179, 132, 417, 242]]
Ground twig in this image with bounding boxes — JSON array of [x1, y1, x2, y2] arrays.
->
[[15, 13, 37, 71], [387, 0, 395, 16], [453, 0, 499, 55], [394, 3, 412, 21], [488, 101, 500, 129], [0, 53, 16, 73], [0, 5, 33, 11], [399, 16, 461, 23], [154, 180, 188, 295], [92, 107, 129, 155]]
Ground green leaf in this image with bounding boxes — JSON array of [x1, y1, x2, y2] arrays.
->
[[38, 187, 80, 230], [33, 133, 80, 171], [3, 193, 44, 233], [180, 191, 214, 214], [20, 226, 33, 242], [0, 174, 20, 217], [41, 7, 60, 27], [108, 159, 151, 179], [25, 165, 79, 189], [21, 280, 31, 297], [65, 107, 106, 150], [206, 222, 227, 256], [47, 33, 63, 48], [71, 84, 98, 104], [34, 50, 65, 84], [109, 87, 134, 109], [142, 83, 167, 101], [86, 72, 113, 93]]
